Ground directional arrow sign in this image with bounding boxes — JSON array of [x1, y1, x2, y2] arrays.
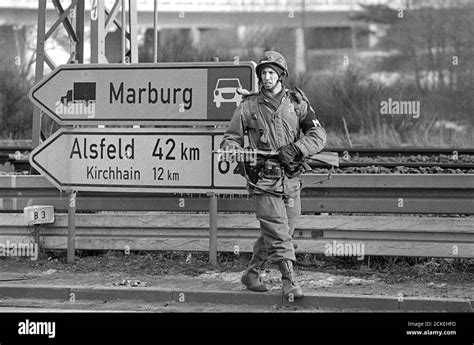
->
[[29, 62, 256, 125], [30, 128, 248, 194]]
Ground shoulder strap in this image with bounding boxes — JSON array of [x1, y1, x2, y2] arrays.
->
[[242, 94, 259, 116], [290, 86, 315, 116], [288, 89, 302, 116], [294, 86, 311, 104], [238, 95, 260, 134]]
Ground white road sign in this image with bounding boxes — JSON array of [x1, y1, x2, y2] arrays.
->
[[30, 128, 248, 194], [29, 62, 256, 125]]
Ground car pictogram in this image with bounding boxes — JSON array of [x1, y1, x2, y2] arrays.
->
[[213, 78, 243, 108]]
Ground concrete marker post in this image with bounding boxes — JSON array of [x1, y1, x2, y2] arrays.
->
[[34, 224, 41, 254], [67, 191, 77, 264]]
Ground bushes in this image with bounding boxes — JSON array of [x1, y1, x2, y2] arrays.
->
[[2, 24, 472, 147], [287, 67, 402, 146], [0, 67, 33, 139], [286, 64, 473, 147]]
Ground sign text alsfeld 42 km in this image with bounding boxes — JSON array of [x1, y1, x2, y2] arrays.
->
[[29, 128, 248, 194], [29, 62, 256, 125]]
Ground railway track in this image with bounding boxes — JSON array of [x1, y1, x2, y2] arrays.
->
[[332, 147, 473, 157], [314, 161, 474, 170], [2, 141, 473, 156], [4, 160, 474, 173], [1, 141, 474, 173]]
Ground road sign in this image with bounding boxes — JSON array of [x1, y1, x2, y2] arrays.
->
[[213, 135, 247, 189], [30, 128, 248, 194], [29, 62, 256, 125]]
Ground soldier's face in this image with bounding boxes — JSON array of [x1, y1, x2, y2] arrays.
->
[[261, 67, 279, 90]]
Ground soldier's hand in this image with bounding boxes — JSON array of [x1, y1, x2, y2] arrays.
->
[[223, 144, 241, 152], [278, 142, 302, 167]]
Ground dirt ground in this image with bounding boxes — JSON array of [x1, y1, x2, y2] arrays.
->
[[0, 251, 473, 300]]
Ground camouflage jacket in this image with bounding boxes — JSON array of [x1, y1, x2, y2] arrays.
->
[[220, 86, 327, 157]]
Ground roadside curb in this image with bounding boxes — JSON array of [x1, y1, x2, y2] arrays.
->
[[0, 284, 472, 312]]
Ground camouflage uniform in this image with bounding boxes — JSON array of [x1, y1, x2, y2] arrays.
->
[[220, 51, 326, 296]]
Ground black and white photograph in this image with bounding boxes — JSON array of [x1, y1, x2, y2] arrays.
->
[[0, 0, 473, 344]]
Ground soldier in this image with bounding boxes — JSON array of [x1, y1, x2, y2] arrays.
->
[[220, 51, 327, 298]]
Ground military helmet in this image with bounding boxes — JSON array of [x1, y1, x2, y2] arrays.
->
[[256, 51, 289, 79]]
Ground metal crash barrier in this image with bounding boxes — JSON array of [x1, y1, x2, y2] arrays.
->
[[1, 174, 473, 259]]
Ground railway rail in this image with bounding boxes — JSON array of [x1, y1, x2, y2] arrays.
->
[[2, 141, 473, 156], [334, 162, 474, 169], [4, 160, 474, 173], [333, 147, 474, 157], [1, 143, 474, 173]]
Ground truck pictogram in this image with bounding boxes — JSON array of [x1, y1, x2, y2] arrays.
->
[[60, 82, 96, 106]]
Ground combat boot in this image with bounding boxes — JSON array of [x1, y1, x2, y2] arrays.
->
[[241, 260, 269, 292], [277, 260, 303, 298]]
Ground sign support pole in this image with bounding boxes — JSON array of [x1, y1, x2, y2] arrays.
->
[[34, 224, 41, 255], [67, 191, 77, 264], [153, 0, 158, 62], [208, 192, 218, 266]]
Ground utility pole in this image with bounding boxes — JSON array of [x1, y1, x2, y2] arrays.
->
[[32, 0, 84, 148], [294, 0, 307, 74], [154, 0, 159, 62], [33, 0, 139, 147]]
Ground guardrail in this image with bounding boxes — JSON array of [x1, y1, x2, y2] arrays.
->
[[2, 212, 473, 258], [1, 174, 473, 258], [0, 175, 473, 214]]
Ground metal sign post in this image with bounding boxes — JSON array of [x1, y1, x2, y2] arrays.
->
[[207, 192, 218, 266], [67, 191, 76, 264]]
